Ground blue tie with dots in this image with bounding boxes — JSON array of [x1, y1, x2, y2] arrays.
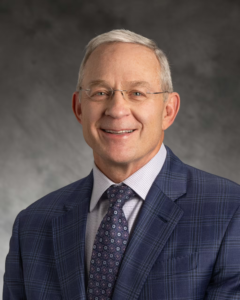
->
[[87, 184, 136, 300]]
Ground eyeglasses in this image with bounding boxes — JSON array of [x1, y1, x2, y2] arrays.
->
[[79, 86, 169, 102]]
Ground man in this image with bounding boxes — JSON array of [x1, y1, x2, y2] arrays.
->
[[4, 29, 240, 300]]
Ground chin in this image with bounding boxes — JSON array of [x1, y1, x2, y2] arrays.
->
[[107, 155, 134, 165], [94, 146, 140, 167]]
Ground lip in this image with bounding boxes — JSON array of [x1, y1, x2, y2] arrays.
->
[[99, 128, 136, 139], [102, 128, 135, 133]]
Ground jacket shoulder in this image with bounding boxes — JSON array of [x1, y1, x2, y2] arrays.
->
[[165, 145, 240, 197], [185, 162, 240, 194], [17, 172, 93, 220]]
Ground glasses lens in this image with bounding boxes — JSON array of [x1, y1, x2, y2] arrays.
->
[[86, 86, 111, 101], [127, 88, 149, 101]]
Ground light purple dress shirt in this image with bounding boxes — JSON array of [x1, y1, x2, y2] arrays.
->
[[85, 143, 167, 275]]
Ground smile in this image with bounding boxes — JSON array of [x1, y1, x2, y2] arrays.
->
[[102, 129, 135, 134]]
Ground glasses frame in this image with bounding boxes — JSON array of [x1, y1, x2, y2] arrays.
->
[[79, 87, 170, 101]]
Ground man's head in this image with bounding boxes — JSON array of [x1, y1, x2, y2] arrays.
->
[[76, 29, 173, 97], [72, 29, 180, 181]]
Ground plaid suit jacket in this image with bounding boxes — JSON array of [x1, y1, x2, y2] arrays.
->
[[4, 146, 240, 300]]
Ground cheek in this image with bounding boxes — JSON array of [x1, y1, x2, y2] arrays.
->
[[81, 102, 100, 124], [135, 104, 163, 131], [81, 104, 103, 135]]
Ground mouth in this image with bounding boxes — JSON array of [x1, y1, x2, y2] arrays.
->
[[101, 129, 135, 135]]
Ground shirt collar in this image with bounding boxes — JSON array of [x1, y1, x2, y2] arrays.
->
[[90, 143, 167, 212]]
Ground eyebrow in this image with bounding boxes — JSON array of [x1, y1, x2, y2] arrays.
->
[[87, 80, 108, 87], [86, 80, 152, 88], [124, 81, 152, 88]]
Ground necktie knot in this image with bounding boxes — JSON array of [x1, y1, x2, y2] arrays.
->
[[107, 184, 136, 209]]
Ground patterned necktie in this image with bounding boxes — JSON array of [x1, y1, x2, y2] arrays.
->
[[87, 184, 136, 300]]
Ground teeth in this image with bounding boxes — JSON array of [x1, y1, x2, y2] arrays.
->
[[104, 129, 134, 134]]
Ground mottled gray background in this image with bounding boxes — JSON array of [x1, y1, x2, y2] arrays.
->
[[1, 0, 240, 291]]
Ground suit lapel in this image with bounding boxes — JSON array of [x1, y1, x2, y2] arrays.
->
[[113, 147, 188, 300], [52, 172, 93, 300]]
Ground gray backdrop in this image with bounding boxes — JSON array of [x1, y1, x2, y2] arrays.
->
[[1, 0, 240, 292]]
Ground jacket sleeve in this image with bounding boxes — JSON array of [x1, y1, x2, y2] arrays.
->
[[3, 212, 27, 300], [204, 205, 240, 299]]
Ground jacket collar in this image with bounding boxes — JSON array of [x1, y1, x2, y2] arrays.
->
[[155, 145, 188, 201]]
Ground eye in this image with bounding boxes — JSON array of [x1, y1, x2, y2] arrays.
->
[[91, 89, 107, 96], [88, 88, 111, 100], [95, 91, 107, 96], [133, 91, 143, 96], [128, 89, 147, 101]]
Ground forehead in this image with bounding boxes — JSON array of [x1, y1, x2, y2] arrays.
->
[[82, 42, 161, 85]]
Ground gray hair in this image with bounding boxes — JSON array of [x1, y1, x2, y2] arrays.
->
[[76, 29, 173, 94]]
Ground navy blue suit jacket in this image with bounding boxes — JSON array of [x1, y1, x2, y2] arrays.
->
[[4, 146, 240, 299]]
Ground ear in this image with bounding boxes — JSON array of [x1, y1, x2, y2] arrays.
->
[[162, 92, 180, 130], [72, 92, 82, 124]]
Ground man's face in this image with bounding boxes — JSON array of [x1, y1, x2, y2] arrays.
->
[[74, 42, 176, 173]]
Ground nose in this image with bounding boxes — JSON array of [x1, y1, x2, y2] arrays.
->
[[104, 90, 131, 119]]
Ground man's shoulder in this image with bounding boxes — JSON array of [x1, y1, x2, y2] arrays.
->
[[17, 171, 93, 222], [185, 162, 240, 195], [165, 145, 240, 196]]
